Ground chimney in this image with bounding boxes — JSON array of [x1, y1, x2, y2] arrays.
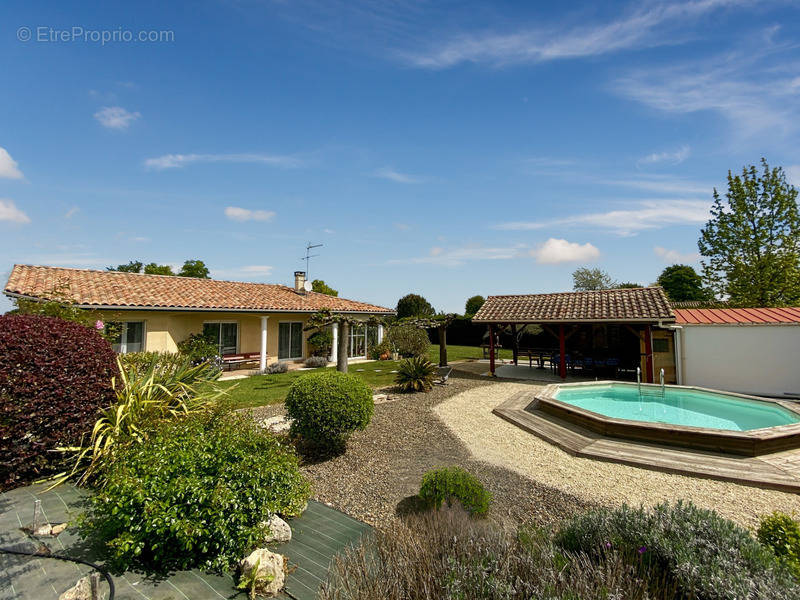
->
[[294, 271, 307, 292]]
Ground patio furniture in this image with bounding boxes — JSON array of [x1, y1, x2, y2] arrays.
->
[[481, 343, 502, 359], [221, 352, 263, 371]]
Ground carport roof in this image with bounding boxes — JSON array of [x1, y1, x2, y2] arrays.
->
[[472, 287, 674, 324], [675, 307, 800, 325]]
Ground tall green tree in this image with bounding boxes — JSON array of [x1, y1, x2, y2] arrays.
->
[[572, 267, 617, 291], [143, 263, 175, 276], [396, 293, 435, 319], [311, 279, 338, 296], [657, 265, 707, 302], [178, 260, 210, 278], [699, 159, 800, 306], [465, 295, 485, 316], [107, 260, 143, 273], [617, 282, 643, 289]]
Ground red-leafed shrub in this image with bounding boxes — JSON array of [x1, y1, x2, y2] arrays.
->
[[0, 314, 119, 490]]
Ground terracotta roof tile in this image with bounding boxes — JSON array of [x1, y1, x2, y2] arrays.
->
[[675, 307, 800, 325], [4, 265, 394, 314], [472, 287, 674, 323]]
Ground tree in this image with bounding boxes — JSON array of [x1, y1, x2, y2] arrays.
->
[[657, 265, 707, 302], [699, 159, 800, 306], [396, 294, 435, 319], [143, 263, 175, 276], [465, 295, 485, 316], [311, 279, 339, 297], [178, 260, 210, 278], [108, 260, 143, 273], [617, 282, 643, 289], [572, 268, 617, 291]]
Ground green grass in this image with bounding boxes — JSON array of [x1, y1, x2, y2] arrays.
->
[[217, 344, 505, 409]]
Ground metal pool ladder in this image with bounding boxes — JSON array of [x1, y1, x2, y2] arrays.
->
[[637, 367, 666, 400]]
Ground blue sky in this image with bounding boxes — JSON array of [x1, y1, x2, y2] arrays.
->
[[1, 0, 799, 313]]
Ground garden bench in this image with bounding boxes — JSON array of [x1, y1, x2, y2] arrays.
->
[[221, 352, 263, 370]]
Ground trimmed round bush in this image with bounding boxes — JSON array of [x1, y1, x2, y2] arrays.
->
[[555, 501, 799, 599], [79, 409, 310, 573], [285, 370, 373, 451], [386, 324, 430, 358], [0, 314, 119, 489], [304, 355, 329, 368], [418, 467, 492, 517]]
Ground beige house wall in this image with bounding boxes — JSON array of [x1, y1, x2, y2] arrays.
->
[[97, 309, 316, 363]]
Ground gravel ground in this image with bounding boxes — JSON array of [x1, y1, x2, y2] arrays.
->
[[435, 381, 800, 529], [265, 376, 593, 530]]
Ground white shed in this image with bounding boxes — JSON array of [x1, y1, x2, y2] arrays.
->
[[674, 308, 800, 399]]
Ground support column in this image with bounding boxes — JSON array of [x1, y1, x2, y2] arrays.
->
[[259, 316, 269, 371], [644, 325, 654, 383], [337, 320, 349, 373], [438, 324, 447, 367], [511, 324, 519, 366], [377, 324, 384, 344], [488, 325, 496, 376], [330, 323, 339, 363], [558, 324, 566, 380]]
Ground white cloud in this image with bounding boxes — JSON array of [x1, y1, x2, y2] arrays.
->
[[238, 265, 273, 275], [394, 223, 411, 231], [373, 167, 426, 184], [388, 245, 524, 267], [0, 198, 30, 224], [65, 206, 79, 219], [654, 246, 701, 263], [94, 106, 141, 130], [0, 147, 23, 179], [401, 0, 749, 68], [224, 206, 276, 222], [638, 145, 691, 166], [494, 199, 710, 236], [530, 238, 600, 264], [144, 153, 304, 170]]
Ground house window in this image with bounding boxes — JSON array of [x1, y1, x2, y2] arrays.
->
[[278, 322, 303, 360], [203, 322, 238, 356], [110, 322, 145, 354], [348, 323, 366, 358]]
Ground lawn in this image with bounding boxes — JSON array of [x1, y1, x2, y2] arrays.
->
[[217, 344, 509, 409]]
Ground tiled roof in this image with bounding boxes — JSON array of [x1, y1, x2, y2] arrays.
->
[[4, 265, 394, 314], [675, 307, 800, 325], [472, 287, 675, 323]]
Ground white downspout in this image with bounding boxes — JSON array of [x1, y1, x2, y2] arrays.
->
[[260, 316, 269, 371], [670, 325, 683, 385]]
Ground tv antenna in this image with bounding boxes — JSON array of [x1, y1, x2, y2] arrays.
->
[[301, 242, 323, 281]]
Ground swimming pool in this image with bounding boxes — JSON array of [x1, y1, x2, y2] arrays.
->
[[530, 382, 800, 455], [554, 383, 800, 432]]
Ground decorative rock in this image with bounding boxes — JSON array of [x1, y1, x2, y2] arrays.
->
[[59, 575, 94, 600], [260, 415, 293, 434], [239, 548, 286, 597], [51, 522, 68, 536], [262, 514, 291, 543]]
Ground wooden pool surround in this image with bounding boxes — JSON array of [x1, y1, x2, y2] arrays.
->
[[533, 382, 800, 456]]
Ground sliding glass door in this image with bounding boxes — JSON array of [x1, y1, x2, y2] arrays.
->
[[278, 322, 303, 360], [203, 322, 238, 355], [110, 321, 144, 353], [348, 323, 366, 358]]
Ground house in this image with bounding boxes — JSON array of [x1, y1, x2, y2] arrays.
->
[[472, 287, 678, 383], [674, 307, 800, 398], [3, 265, 394, 369]]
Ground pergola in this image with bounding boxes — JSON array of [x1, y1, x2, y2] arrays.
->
[[471, 287, 676, 382]]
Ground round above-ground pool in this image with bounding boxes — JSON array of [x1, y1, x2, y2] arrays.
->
[[532, 382, 800, 456]]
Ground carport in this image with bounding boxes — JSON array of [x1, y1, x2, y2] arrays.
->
[[471, 287, 677, 383]]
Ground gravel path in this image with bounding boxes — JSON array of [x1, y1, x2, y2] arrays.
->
[[435, 382, 800, 529], [290, 377, 593, 530]]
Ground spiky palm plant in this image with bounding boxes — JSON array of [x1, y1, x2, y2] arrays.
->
[[395, 356, 437, 393]]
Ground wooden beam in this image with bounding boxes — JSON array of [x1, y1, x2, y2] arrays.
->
[[488, 325, 496, 376], [511, 324, 518, 366], [558, 324, 567, 380], [644, 324, 654, 383]]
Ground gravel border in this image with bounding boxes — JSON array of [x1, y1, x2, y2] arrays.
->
[[434, 381, 800, 529]]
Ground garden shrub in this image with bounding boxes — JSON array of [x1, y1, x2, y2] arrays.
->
[[386, 324, 430, 358], [307, 329, 333, 357], [265, 361, 289, 374], [304, 355, 329, 368], [369, 339, 392, 360], [79, 408, 310, 573], [320, 504, 679, 600], [758, 512, 800, 580], [118, 351, 186, 376], [285, 370, 373, 452], [418, 467, 492, 517], [0, 314, 119, 490], [555, 500, 799, 600], [395, 356, 437, 392], [177, 332, 220, 367]]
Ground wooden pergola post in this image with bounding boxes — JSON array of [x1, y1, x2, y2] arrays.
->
[[337, 320, 349, 373], [438, 324, 448, 367], [558, 324, 567, 380], [644, 324, 654, 383], [488, 324, 496, 376], [511, 324, 518, 366]]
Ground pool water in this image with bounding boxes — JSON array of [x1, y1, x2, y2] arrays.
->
[[554, 383, 800, 431]]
